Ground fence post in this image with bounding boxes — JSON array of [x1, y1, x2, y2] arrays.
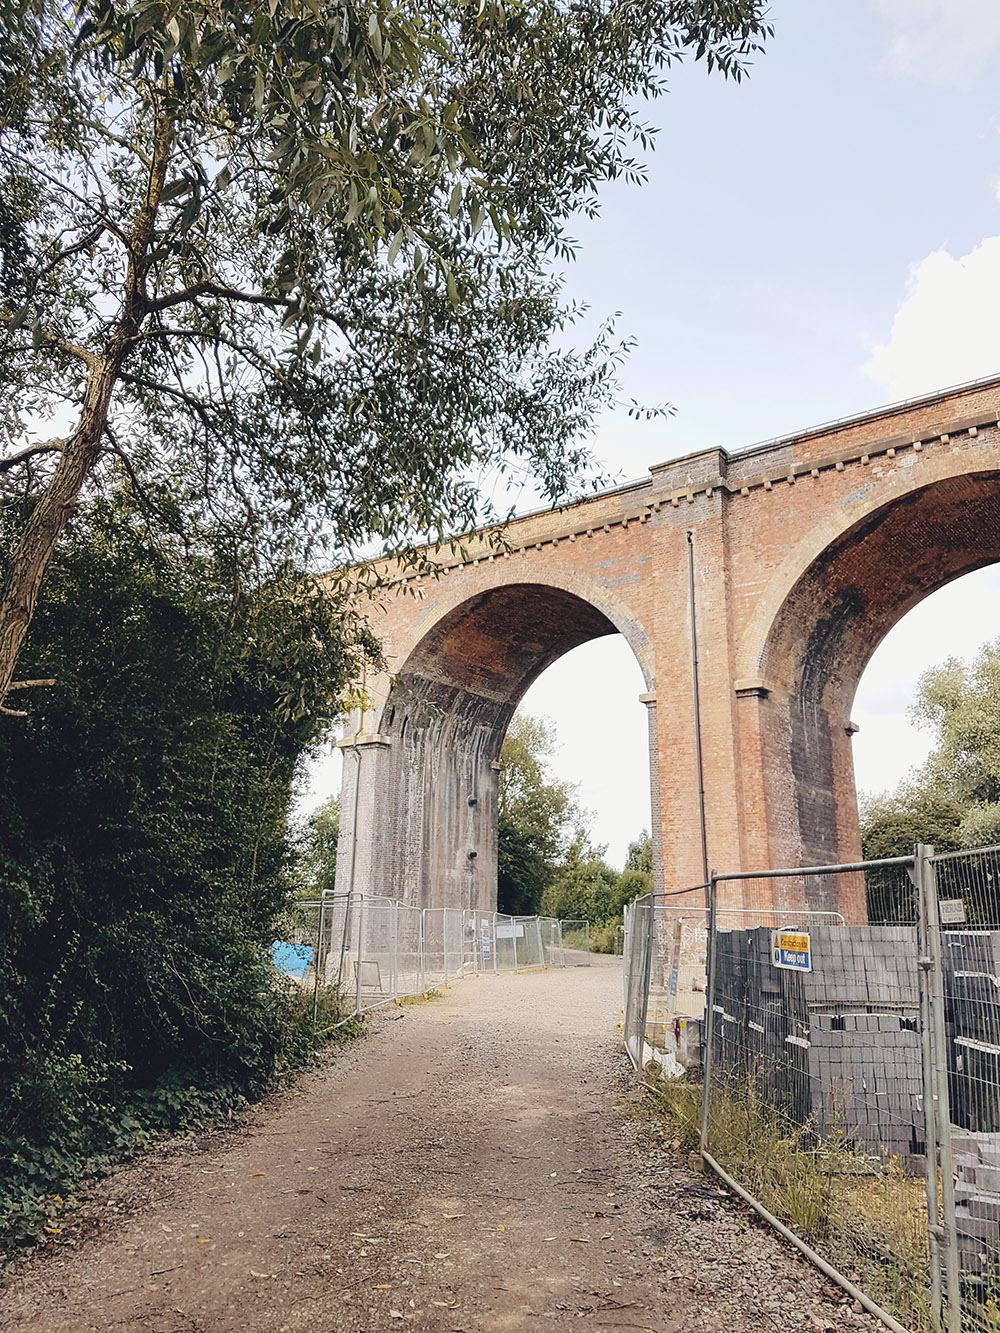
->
[[512, 918, 519, 971], [919, 843, 962, 1333], [535, 917, 544, 968], [913, 851, 943, 1326], [699, 873, 719, 1158], [311, 895, 326, 1026], [419, 908, 426, 991], [353, 893, 365, 1015]]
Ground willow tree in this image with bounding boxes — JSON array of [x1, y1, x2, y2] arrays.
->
[[0, 0, 769, 711]]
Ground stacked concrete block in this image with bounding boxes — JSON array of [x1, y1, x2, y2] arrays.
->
[[807, 1012, 923, 1158], [710, 925, 924, 1160], [952, 1132, 1000, 1279], [713, 928, 795, 1098]]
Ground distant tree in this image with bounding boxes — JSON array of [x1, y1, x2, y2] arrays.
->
[[860, 639, 1000, 858], [497, 713, 579, 915], [860, 786, 963, 862], [296, 795, 340, 898], [609, 828, 654, 911], [624, 829, 653, 876], [911, 643, 1000, 846], [859, 639, 1000, 920], [539, 831, 618, 922]]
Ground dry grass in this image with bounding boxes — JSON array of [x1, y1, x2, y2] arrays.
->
[[643, 1071, 937, 1332]]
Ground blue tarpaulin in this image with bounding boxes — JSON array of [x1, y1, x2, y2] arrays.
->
[[272, 941, 313, 979]]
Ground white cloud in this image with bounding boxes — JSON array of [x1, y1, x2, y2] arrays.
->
[[862, 236, 1000, 401], [879, 0, 1000, 85]]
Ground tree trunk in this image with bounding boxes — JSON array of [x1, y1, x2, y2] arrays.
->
[[0, 104, 173, 712], [0, 357, 116, 710]]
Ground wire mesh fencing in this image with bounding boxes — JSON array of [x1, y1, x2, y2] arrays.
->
[[623, 895, 654, 1069], [623, 846, 1000, 1333], [274, 897, 589, 1017], [702, 859, 930, 1331], [931, 844, 1000, 1332], [560, 919, 591, 966]]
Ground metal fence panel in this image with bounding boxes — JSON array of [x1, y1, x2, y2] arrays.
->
[[622, 856, 977, 1333], [930, 845, 1000, 1332], [645, 887, 711, 1057], [560, 919, 591, 965], [420, 908, 466, 990], [493, 912, 519, 971], [700, 862, 935, 1330], [301, 899, 572, 1008], [539, 917, 565, 968], [623, 896, 654, 1069], [512, 915, 544, 969], [466, 909, 497, 974]]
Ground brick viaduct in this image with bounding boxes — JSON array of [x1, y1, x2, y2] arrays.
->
[[335, 377, 1000, 921]]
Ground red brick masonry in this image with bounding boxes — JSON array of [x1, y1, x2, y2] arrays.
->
[[336, 377, 1000, 921]]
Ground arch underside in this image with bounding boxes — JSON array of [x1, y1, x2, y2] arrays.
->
[[760, 472, 1000, 881], [373, 584, 619, 909]]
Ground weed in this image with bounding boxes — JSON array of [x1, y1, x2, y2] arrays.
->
[[0, 978, 362, 1251], [396, 989, 441, 1007], [642, 1070, 937, 1332]]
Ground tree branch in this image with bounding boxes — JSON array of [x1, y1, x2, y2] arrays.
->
[[0, 441, 65, 473], [0, 678, 57, 718], [39, 330, 102, 370], [117, 372, 216, 422], [147, 282, 296, 315], [37, 223, 109, 280], [81, 117, 154, 170]]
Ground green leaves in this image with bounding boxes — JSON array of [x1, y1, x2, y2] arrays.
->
[[0, 0, 769, 706], [497, 713, 581, 915], [0, 492, 361, 1244], [861, 639, 1000, 912]]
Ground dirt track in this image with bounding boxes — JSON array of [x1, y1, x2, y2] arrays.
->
[[2, 960, 880, 1332]]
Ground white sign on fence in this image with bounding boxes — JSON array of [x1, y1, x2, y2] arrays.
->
[[495, 922, 525, 939]]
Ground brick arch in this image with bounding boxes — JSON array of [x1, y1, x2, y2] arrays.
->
[[735, 450, 1000, 685], [376, 561, 656, 709], [747, 468, 1000, 878], [344, 577, 655, 911], [339, 376, 1000, 913]]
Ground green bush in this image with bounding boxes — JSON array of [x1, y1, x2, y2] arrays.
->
[[0, 496, 360, 1246], [589, 921, 620, 953]]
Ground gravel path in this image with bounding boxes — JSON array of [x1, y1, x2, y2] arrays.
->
[[1, 960, 884, 1332]]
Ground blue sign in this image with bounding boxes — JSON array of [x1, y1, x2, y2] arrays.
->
[[771, 929, 812, 972]]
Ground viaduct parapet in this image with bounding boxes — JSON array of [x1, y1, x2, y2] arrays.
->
[[335, 376, 1000, 919]]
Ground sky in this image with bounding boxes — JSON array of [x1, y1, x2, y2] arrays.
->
[[299, 1, 1000, 867]]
